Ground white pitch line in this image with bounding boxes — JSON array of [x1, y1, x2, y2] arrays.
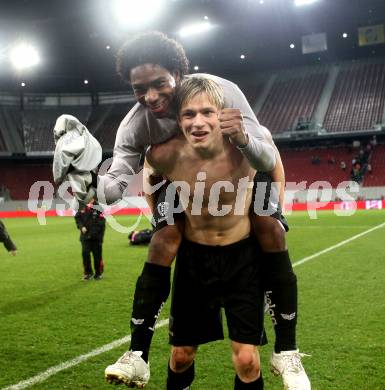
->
[[292, 221, 385, 268], [1, 320, 169, 390], [3, 221, 385, 390]]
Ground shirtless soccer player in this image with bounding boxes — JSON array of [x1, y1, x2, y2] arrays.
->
[[152, 76, 265, 389]]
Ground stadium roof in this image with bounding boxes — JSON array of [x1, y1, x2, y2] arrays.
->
[[0, 0, 384, 93]]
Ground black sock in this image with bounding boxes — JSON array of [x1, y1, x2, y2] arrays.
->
[[262, 251, 297, 353], [234, 373, 263, 389], [130, 262, 171, 362], [167, 361, 195, 390]]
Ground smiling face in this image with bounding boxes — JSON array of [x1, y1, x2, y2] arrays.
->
[[130, 63, 180, 118], [178, 92, 222, 152]]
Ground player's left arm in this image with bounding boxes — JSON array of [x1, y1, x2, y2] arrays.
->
[[219, 82, 276, 172]]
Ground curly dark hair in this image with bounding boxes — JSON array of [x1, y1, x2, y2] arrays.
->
[[116, 31, 189, 83]]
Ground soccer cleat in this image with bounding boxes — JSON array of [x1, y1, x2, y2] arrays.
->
[[94, 274, 103, 281], [270, 349, 311, 390], [83, 273, 93, 281], [105, 350, 150, 388]]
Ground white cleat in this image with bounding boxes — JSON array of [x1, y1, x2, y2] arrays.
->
[[270, 349, 311, 390], [105, 350, 150, 388]]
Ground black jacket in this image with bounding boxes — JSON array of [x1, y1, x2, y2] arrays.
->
[[75, 207, 106, 242], [0, 220, 17, 252]]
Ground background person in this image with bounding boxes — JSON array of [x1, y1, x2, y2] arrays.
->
[[74, 200, 106, 280], [0, 219, 17, 256], [52, 114, 102, 208]]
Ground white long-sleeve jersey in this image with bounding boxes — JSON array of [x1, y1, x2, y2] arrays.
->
[[99, 74, 276, 204]]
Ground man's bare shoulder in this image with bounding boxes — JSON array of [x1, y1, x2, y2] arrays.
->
[[146, 134, 185, 174]]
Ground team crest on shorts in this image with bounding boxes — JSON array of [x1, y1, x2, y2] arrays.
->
[[157, 201, 170, 217]]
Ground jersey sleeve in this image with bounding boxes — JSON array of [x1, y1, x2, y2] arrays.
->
[[97, 104, 146, 204], [222, 79, 276, 172]]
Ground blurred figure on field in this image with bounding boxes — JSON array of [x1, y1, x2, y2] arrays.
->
[[52, 114, 102, 208], [128, 228, 153, 245], [75, 199, 106, 280], [0, 219, 17, 256]]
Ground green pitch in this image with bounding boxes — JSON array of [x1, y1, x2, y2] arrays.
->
[[1, 210, 384, 389]]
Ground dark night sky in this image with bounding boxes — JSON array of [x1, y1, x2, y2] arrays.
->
[[0, 0, 384, 92]]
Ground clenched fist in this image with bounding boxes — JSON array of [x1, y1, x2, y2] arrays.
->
[[219, 108, 249, 147]]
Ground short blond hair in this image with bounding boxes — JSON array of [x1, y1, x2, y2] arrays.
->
[[176, 77, 225, 114]]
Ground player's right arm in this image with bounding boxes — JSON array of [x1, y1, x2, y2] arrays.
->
[[97, 105, 147, 205], [97, 142, 144, 204]]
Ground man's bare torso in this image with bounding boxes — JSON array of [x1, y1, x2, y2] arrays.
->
[[147, 135, 256, 245]]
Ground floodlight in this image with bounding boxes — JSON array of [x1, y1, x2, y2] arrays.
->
[[194, 65, 199, 70], [179, 22, 212, 38], [10, 44, 40, 70], [294, 0, 318, 6], [290, 43, 295, 49], [342, 33, 348, 38], [112, 0, 165, 29], [240, 54, 245, 59]]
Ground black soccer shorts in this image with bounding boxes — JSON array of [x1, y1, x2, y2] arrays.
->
[[169, 237, 266, 347]]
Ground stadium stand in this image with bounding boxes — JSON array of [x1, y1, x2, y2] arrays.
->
[[0, 106, 24, 153], [0, 58, 384, 203], [362, 144, 385, 186], [89, 103, 134, 150], [323, 61, 385, 133], [281, 146, 358, 188], [0, 163, 52, 200], [1, 106, 24, 140], [0, 130, 7, 152], [23, 106, 91, 153], [257, 68, 328, 134], [2, 143, 378, 201]]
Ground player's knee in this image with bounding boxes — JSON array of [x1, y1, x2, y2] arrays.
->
[[232, 349, 260, 381], [148, 225, 182, 265], [269, 220, 286, 251], [253, 216, 286, 252], [170, 347, 196, 373]]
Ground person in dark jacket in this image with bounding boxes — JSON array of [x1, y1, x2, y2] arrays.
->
[[75, 200, 106, 280], [0, 220, 17, 256]]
